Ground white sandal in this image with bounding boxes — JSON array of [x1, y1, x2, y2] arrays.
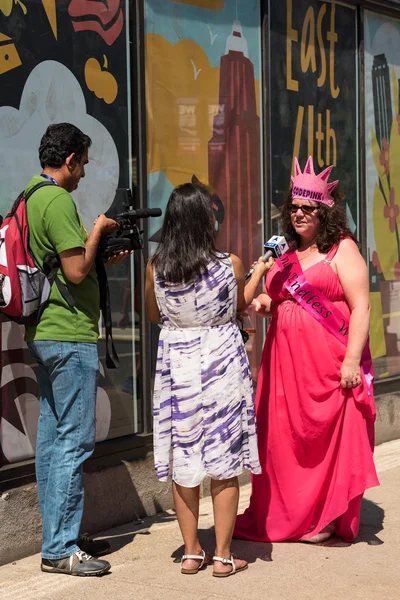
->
[[180, 549, 211, 574], [212, 553, 248, 578]]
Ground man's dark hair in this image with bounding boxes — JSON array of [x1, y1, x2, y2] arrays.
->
[[39, 123, 92, 169], [280, 186, 357, 253]]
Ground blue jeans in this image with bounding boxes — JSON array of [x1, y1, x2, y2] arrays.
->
[[28, 341, 99, 560]]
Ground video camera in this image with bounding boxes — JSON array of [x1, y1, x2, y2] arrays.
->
[[99, 188, 162, 259]]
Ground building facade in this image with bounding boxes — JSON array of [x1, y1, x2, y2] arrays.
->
[[1, 0, 400, 564]]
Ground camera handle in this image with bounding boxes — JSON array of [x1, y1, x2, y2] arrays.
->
[[95, 253, 119, 369]]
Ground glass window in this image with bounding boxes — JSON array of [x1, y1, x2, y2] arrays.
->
[[145, 0, 265, 385], [0, 0, 139, 467], [364, 10, 400, 379], [268, 0, 358, 234]]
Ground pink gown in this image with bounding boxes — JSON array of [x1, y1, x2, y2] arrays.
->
[[234, 243, 379, 542]]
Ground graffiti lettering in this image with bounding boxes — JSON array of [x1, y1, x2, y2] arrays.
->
[[68, 0, 124, 46]]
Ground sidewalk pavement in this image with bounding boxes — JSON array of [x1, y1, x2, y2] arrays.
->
[[1, 440, 399, 600]]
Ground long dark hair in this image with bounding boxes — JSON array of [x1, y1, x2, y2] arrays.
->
[[280, 186, 357, 253], [151, 183, 223, 283]]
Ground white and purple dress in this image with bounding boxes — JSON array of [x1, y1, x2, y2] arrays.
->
[[153, 256, 261, 488]]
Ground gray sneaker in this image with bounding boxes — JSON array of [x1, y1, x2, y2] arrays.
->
[[41, 550, 111, 576]]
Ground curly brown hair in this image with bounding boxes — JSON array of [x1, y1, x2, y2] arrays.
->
[[280, 185, 357, 253]]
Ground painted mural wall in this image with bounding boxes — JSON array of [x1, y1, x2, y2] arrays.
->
[[0, 1, 138, 467], [365, 11, 400, 379], [145, 0, 263, 270], [144, 0, 264, 377], [268, 0, 358, 230]]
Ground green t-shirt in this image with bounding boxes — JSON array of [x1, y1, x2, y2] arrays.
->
[[24, 175, 99, 343]]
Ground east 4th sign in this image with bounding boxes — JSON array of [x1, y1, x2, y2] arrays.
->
[[269, 0, 358, 233]]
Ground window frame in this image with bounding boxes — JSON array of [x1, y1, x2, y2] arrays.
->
[[3, 0, 400, 489]]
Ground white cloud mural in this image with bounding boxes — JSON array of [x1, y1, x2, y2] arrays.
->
[[0, 61, 118, 461], [0, 60, 119, 232]]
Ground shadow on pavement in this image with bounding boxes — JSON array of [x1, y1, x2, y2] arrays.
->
[[85, 495, 385, 558], [170, 527, 273, 564], [94, 506, 178, 554], [291, 498, 385, 549], [356, 497, 385, 545]]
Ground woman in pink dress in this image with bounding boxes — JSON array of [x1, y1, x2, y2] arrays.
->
[[234, 157, 379, 544]]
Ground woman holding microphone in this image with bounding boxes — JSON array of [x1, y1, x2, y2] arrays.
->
[[235, 157, 379, 544]]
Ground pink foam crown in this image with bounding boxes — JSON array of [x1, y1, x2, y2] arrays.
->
[[291, 156, 339, 207]]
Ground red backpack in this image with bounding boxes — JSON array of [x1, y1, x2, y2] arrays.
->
[[0, 181, 74, 325]]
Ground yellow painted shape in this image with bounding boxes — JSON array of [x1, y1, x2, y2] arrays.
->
[[0, 0, 26, 16], [146, 33, 221, 187], [171, 0, 224, 9], [255, 78, 260, 120], [390, 119, 400, 230], [41, 0, 57, 40], [0, 1, 12, 17], [146, 33, 260, 189], [371, 129, 390, 202], [84, 58, 118, 105], [0, 36, 21, 75], [0, 0, 15, 17], [393, 67, 399, 116], [377, 371, 390, 379], [370, 291, 386, 359], [0, 32, 11, 42], [373, 182, 397, 281], [382, 311, 400, 319], [15, 0, 27, 15]]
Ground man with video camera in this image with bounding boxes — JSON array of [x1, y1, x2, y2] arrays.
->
[[24, 123, 126, 576]]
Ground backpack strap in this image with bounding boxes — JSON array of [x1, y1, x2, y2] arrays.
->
[[23, 181, 76, 310], [95, 253, 119, 369], [42, 256, 76, 308], [8, 181, 56, 216], [24, 181, 56, 200]]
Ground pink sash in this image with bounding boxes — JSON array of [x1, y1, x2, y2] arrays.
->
[[276, 251, 374, 396]]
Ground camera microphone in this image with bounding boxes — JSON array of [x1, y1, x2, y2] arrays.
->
[[245, 235, 289, 281], [113, 208, 162, 238], [100, 189, 163, 259], [124, 208, 162, 219]]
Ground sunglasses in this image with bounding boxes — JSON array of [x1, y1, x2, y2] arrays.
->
[[290, 203, 319, 215]]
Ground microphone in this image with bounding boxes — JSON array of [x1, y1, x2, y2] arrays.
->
[[245, 235, 289, 281], [125, 208, 162, 219]]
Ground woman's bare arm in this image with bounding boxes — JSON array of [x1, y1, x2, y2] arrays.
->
[[334, 238, 370, 388], [231, 254, 274, 311], [145, 261, 162, 324]]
